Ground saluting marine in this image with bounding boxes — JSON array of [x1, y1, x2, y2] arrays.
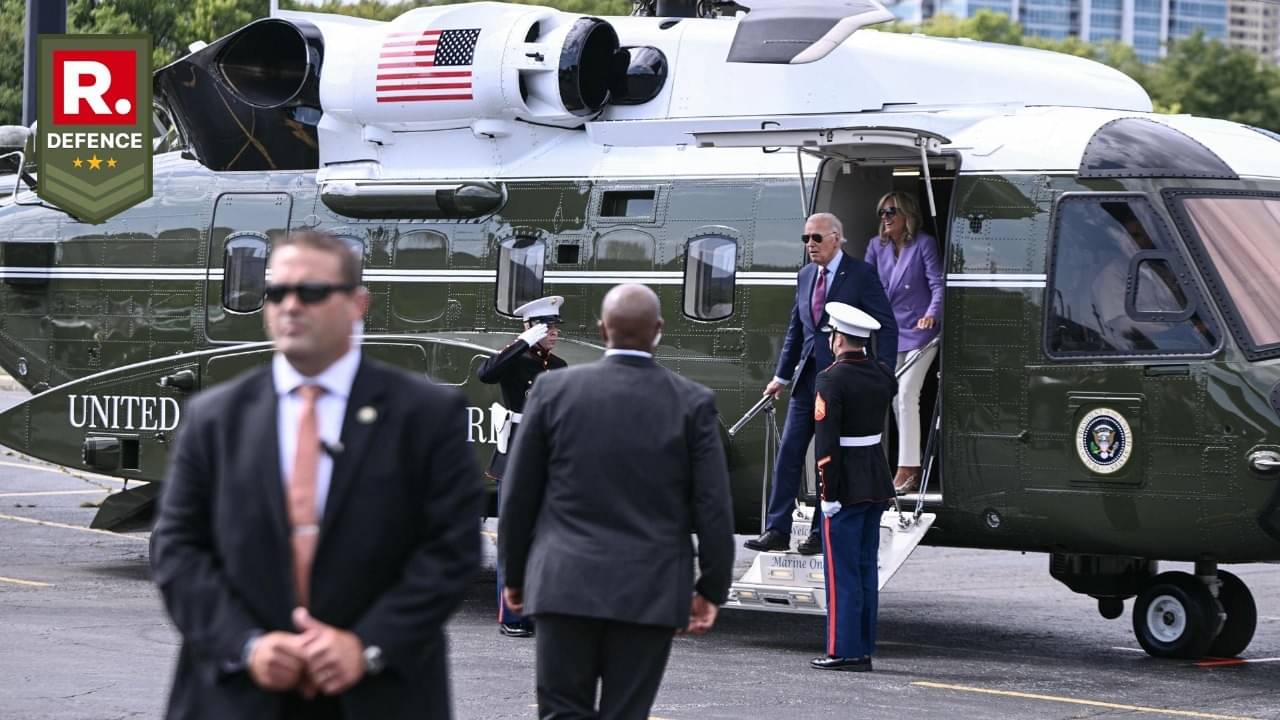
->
[[811, 302, 898, 672], [477, 295, 568, 638]]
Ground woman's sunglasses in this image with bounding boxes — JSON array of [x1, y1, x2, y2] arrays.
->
[[264, 282, 357, 305], [877, 207, 899, 218]]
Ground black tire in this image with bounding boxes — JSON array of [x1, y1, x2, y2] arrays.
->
[[1097, 596, 1125, 620], [1132, 571, 1217, 659], [1207, 570, 1256, 658]]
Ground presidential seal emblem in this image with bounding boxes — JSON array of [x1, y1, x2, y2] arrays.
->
[[1076, 408, 1133, 474]]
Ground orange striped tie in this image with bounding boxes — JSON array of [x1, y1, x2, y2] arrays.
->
[[288, 384, 324, 608]]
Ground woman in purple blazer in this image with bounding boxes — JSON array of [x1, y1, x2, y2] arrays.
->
[[864, 192, 943, 493]]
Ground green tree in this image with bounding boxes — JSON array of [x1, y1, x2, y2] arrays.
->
[[0, 0, 25, 126], [1148, 31, 1280, 129], [427, 0, 632, 13], [281, 0, 414, 21], [884, 12, 1280, 131]]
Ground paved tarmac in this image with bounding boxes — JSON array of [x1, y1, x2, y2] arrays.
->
[[1, 386, 1279, 719]]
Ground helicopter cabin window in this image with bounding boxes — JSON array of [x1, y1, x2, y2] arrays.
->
[[391, 230, 447, 323], [496, 236, 545, 316], [222, 232, 269, 313], [1046, 196, 1216, 357], [600, 190, 656, 221], [683, 235, 736, 321]]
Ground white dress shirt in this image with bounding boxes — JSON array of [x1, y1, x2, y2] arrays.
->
[[604, 348, 654, 359], [272, 346, 361, 520], [774, 251, 843, 386]]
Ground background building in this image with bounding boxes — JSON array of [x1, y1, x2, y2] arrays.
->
[[1227, 0, 1279, 60], [886, 0, 1263, 62]]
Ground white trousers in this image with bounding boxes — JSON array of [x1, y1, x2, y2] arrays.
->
[[894, 344, 937, 467]]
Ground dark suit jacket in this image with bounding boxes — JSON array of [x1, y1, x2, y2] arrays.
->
[[151, 358, 481, 720], [815, 354, 898, 505], [497, 354, 735, 628], [775, 251, 899, 379]]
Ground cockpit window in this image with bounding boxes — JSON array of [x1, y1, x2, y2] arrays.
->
[[495, 236, 545, 316], [1046, 195, 1218, 358], [1166, 193, 1280, 357]]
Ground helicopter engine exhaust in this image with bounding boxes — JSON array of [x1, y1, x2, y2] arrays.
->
[[215, 18, 323, 110], [320, 3, 633, 129], [154, 16, 326, 171], [156, 4, 660, 172]]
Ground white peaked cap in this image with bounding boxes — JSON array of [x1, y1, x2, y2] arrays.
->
[[823, 302, 880, 338], [514, 295, 564, 321]]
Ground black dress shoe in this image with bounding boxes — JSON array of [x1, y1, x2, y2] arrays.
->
[[796, 533, 822, 556], [499, 623, 535, 638], [810, 655, 872, 672], [744, 529, 789, 552]]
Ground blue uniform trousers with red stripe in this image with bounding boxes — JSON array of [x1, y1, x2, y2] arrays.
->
[[822, 501, 884, 659]]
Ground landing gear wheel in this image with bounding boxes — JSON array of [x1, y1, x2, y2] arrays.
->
[[1097, 597, 1124, 620], [1206, 570, 1256, 658], [1132, 571, 1217, 659]]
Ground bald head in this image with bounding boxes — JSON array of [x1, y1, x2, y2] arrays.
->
[[599, 284, 663, 352]]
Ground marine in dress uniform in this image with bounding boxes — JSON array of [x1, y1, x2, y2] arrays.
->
[[477, 295, 568, 637], [810, 302, 899, 672]]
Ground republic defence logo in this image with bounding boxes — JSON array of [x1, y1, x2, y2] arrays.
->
[[37, 35, 152, 224]]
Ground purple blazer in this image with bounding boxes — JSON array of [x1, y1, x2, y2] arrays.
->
[[864, 232, 943, 352]]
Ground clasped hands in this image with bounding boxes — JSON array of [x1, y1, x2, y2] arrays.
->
[[247, 608, 365, 697]]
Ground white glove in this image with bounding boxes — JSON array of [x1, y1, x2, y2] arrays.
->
[[821, 500, 842, 518], [518, 323, 549, 347]]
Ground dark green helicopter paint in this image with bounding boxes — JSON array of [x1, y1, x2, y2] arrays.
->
[[936, 173, 1280, 562], [0, 154, 804, 533], [1, 155, 1278, 594]]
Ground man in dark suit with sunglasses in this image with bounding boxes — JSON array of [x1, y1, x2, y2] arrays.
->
[[151, 230, 480, 719], [744, 213, 897, 555]]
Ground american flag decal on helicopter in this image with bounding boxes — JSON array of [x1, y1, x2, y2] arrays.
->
[[375, 27, 479, 103]]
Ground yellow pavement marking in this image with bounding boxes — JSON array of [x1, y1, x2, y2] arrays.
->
[[913, 682, 1259, 720], [0, 512, 148, 542], [0, 575, 51, 588], [0, 490, 109, 498]]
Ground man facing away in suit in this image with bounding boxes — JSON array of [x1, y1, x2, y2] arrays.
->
[[744, 212, 898, 555], [498, 283, 736, 720], [151, 230, 481, 720]]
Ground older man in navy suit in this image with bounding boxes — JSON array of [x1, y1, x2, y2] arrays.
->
[[745, 212, 897, 554]]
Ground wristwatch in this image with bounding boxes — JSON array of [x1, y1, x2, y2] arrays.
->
[[363, 645, 385, 676]]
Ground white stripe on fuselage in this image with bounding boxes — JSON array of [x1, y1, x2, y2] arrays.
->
[[0, 268, 1052, 288]]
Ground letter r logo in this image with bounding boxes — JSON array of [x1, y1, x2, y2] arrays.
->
[[52, 50, 137, 126]]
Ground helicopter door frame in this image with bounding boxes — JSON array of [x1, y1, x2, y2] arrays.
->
[[696, 125, 956, 510], [205, 192, 294, 344]]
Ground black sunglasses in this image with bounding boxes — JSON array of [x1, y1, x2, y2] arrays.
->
[[801, 231, 837, 244], [877, 207, 899, 218], [264, 282, 357, 305]]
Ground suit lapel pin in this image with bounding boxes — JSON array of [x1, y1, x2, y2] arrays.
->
[[357, 406, 378, 424]]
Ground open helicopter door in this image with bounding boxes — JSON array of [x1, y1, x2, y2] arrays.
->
[[690, 124, 950, 219], [716, 124, 950, 614]]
